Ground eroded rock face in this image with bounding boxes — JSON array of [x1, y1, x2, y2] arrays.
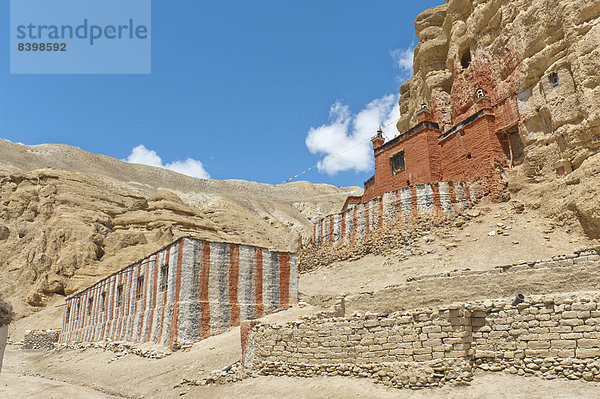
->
[[399, 0, 600, 176], [0, 160, 359, 313]]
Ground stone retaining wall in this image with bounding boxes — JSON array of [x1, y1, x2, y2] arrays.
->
[[23, 329, 60, 349], [341, 246, 600, 315], [243, 292, 600, 389]]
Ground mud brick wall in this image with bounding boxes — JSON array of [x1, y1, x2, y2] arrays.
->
[[244, 293, 600, 389], [60, 237, 298, 349], [313, 180, 482, 248], [22, 329, 60, 349]]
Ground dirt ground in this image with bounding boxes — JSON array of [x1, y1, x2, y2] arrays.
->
[[300, 200, 597, 300], [3, 341, 600, 399]]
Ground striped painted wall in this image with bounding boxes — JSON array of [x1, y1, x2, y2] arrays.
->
[[59, 237, 298, 349], [314, 181, 483, 247]]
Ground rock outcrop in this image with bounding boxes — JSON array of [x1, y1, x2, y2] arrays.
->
[[0, 140, 360, 314], [399, 0, 600, 175], [396, 0, 600, 239]]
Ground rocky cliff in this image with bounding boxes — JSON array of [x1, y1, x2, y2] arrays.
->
[[399, 0, 600, 175], [0, 139, 360, 314], [396, 0, 600, 238]]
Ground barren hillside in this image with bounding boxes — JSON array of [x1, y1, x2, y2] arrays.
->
[[0, 139, 361, 315]]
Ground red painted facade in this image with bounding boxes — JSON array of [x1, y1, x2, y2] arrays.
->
[[358, 94, 516, 205]]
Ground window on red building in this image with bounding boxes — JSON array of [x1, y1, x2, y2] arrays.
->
[[391, 151, 406, 174]]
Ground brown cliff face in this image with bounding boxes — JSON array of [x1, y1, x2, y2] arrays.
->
[[398, 0, 600, 175], [395, 0, 600, 239], [0, 140, 360, 314]]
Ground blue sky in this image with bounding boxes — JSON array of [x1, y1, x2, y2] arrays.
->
[[0, 0, 445, 188]]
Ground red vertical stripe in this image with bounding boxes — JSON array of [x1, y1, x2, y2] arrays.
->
[[168, 239, 185, 349], [279, 253, 290, 308], [464, 183, 472, 204], [199, 242, 211, 338], [229, 244, 240, 326], [432, 183, 443, 217], [254, 248, 263, 318], [329, 215, 334, 245], [449, 182, 457, 205], [411, 185, 419, 218]]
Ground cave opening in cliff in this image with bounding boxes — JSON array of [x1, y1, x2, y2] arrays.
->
[[501, 129, 525, 167], [461, 50, 472, 69]]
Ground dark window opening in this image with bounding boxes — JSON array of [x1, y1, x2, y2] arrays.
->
[[549, 72, 559, 88], [116, 285, 123, 307], [87, 297, 93, 316], [65, 306, 71, 323], [467, 153, 472, 159], [461, 50, 472, 69], [406, 180, 411, 186], [460, 130, 466, 136], [100, 291, 106, 312], [75, 302, 80, 320], [160, 265, 169, 292], [136, 276, 144, 301], [391, 151, 406, 174]]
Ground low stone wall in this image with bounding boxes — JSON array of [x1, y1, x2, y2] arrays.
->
[[243, 292, 600, 389], [343, 246, 600, 314], [23, 329, 60, 350]]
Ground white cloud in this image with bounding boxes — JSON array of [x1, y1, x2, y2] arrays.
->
[[390, 44, 415, 81], [306, 95, 400, 175], [124, 144, 210, 179], [1, 137, 24, 145]]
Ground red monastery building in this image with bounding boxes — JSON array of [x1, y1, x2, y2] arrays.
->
[[348, 87, 523, 208]]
